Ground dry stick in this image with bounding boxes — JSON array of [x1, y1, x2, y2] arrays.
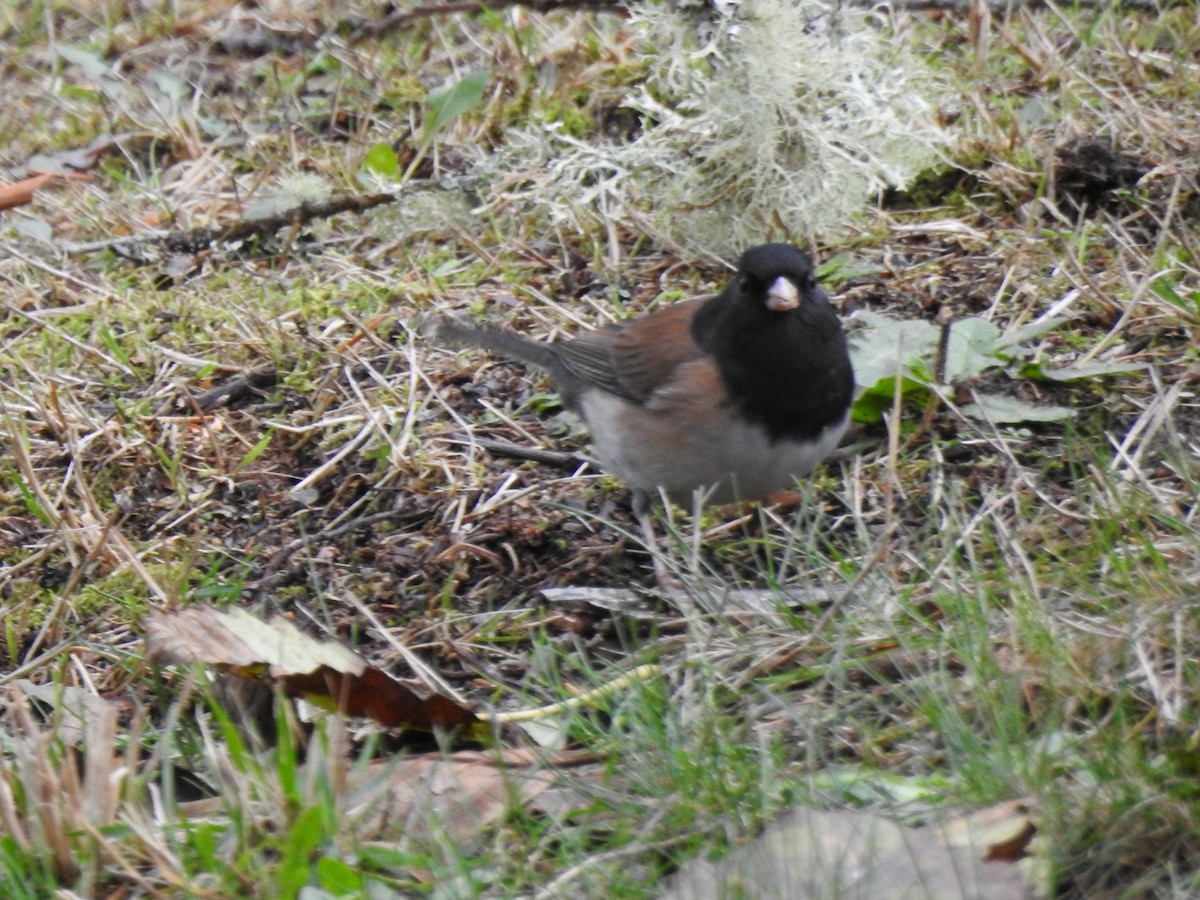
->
[[345, 0, 1173, 44], [163, 192, 397, 253], [441, 433, 593, 471], [187, 367, 279, 413], [22, 192, 399, 260], [882, 0, 1171, 10], [900, 306, 953, 454], [348, 0, 626, 42]]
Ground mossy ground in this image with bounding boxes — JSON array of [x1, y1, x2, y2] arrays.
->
[[0, 1, 1197, 896]]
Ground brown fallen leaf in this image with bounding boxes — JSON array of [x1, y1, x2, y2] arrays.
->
[[662, 801, 1041, 900], [177, 747, 562, 857], [144, 606, 478, 733], [941, 798, 1038, 863], [350, 748, 557, 849]]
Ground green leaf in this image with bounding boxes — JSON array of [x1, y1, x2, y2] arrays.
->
[[57, 45, 129, 102], [304, 52, 341, 78], [11, 217, 54, 244], [361, 142, 400, 179], [431, 257, 466, 278], [5, 467, 50, 524], [528, 392, 565, 415], [98, 326, 135, 371], [816, 252, 885, 284], [1017, 96, 1053, 132], [277, 806, 326, 896], [961, 394, 1074, 423], [150, 67, 187, 103], [943, 316, 1002, 381], [995, 316, 1066, 351], [316, 856, 363, 894], [421, 70, 489, 147], [1150, 277, 1200, 317], [183, 821, 220, 871], [235, 430, 275, 474], [848, 310, 938, 392], [60, 84, 104, 104], [851, 375, 929, 424], [1020, 360, 1146, 382], [809, 766, 952, 805]]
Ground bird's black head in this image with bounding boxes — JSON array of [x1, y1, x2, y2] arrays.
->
[[692, 242, 853, 442], [734, 243, 826, 313]]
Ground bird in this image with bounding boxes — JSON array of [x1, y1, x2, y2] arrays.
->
[[429, 243, 854, 574]]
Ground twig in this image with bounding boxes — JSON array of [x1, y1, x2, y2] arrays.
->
[[873, 0, 1172, 11], [162, 192, 397, 253], [344, 0, 1174, 45], [31, 192, 398, 259], [186, 367, 279, 413], [442, 434, 594, 471], [900, 306, 953, 454], [347, 0, 626, 43]]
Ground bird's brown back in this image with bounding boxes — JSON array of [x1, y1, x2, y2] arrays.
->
[[553, 297, 708, 405]]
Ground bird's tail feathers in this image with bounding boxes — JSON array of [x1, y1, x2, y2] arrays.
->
[[425, 316, 565, 374]]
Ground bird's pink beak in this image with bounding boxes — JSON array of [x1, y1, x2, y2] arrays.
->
[[765, 277, 800, 311]]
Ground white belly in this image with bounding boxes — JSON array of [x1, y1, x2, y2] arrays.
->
[[579, 390, 847, 506]]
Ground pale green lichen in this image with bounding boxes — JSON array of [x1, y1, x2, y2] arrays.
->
[[487, 0, 949, 258]]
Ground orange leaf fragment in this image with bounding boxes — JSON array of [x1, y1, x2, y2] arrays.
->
[[0, 172, 58, 212]]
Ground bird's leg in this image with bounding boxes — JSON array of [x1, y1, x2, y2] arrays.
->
[[632, 489, 680, 593]]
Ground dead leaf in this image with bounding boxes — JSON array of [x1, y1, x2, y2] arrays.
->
[[144, 607, 478, 732], [539, 586, 662, 621], [25, 134, 125, 174], [10, 679, 119, 748], [662, 802, 1040, 900], [941, 798, 1038, 863], [156, 253, 205, 288], [0, 172, 58, 212], [349, 748, 556, 849], [176, 747, 563, 857]]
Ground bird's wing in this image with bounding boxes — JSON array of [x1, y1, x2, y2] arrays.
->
[[545, 334, 638, 403], [553, 298, 708, 405]]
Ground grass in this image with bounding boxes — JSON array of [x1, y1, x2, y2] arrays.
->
[[1, 0, 1199, 896]]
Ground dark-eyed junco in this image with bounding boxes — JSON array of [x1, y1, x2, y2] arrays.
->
[[431, 242, 854, 527]]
